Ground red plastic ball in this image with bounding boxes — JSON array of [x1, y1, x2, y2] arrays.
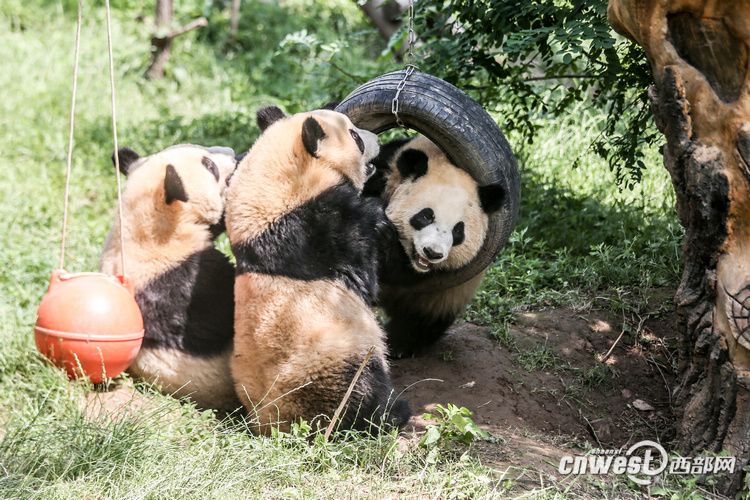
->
[[34, 269, 144, 383]]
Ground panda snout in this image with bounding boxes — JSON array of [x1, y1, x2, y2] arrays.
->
[[422, 246, 443, 261]]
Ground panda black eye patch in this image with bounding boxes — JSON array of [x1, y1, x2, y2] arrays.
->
[[202, 157, 220, 181], [410, 208, 434, 230], [350, 129, 365, 154], [452, 221, 465, 246]]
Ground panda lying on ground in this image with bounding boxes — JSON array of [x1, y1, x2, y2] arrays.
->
[[100, 144, 241, 412], [227, 106, 411, 435], [365, 135, 505, 358]]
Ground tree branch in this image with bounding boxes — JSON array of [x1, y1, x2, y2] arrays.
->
[[463, 73, 599, 90], [136, 15, 208, 39], [168, 17, 208, 38]]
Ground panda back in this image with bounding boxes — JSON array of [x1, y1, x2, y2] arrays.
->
[[232, 182, 387, 306], [135, 246, 235, 356]]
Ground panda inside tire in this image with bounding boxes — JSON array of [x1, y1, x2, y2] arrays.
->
[[336, 70, 521, 358], [335, 70, 521, 291]]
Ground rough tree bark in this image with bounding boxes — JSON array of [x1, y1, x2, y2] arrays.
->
[[608, 0, 749, 494], [142, 0, 207, 79]]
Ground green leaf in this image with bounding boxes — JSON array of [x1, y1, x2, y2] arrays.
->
[[419, 426, 442, 449], [425, 446, 440, 465]]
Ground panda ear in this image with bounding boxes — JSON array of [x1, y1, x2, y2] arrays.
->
[[396, 148, 429, 179], [113, 147, 140, 176], [164, 164, 189, 205], [320, 101, 339, 110], [235, 150, 248, 164], [256, 105, 286, 132], [478, 183, 505, 213], [301, 116, 326, 158], [374, 137, 412, 171]]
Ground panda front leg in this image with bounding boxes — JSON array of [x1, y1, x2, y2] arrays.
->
[[379, 289, 457, 358]]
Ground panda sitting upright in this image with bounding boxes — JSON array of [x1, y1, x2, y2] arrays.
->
[[227, 106, 411, 435], [366, 135, 504, 358], [100, 144, 241, 411]]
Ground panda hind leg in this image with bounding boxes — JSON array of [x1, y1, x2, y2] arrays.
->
[[337, 355, 411, 433]]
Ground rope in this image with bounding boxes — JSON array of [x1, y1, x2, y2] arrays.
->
[[59, 0, 83, 270], [59, 0, 127, 277], [105, 0, 126, 276]]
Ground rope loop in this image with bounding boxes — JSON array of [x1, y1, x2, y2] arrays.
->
[[60, 0, 126, 275], [59, 0, 83, 270], [104, 0, 126, 276]]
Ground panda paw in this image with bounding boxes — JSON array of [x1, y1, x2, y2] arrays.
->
[[375, 217, 399, 249]]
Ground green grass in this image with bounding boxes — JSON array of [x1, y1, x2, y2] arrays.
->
[[466, 104, 683, 328], [0, 1, 691, 498], [0, 389, 500, 498]]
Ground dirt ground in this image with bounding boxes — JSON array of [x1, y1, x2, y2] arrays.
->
[[391, 289, 680, 480], [84, 289, 681, 488]]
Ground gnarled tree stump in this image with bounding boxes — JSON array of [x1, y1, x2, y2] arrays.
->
[[608, 0, 750, 493]]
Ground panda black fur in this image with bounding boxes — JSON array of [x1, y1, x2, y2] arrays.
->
[[366, 135, 505, 358], [100, 144, 241, 411], [227, 106, 411, 435]]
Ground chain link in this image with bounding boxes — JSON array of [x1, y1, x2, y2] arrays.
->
[[392, 64, 416, 128], [406, 0, 415, 65], [392, 0, 418, 129]]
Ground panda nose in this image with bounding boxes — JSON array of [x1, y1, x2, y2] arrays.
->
[[423, 247, 443, 261]]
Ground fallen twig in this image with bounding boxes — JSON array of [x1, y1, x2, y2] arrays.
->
[[324, 345, 377, 441], [647, 355, 672, 406], [598, 327, 626, 363]]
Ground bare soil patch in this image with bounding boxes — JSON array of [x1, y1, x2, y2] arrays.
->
[[391, 289, 680, 476]]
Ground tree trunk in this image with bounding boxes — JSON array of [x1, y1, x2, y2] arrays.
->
[[144, 0, 207, 80], [146, 0, 173, 79], [608, 0, 750, 494], [230, 0, 241, 40], [357, 0, 408, 40]]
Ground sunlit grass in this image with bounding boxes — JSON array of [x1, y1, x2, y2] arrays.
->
[[0, 1, 686, 498]]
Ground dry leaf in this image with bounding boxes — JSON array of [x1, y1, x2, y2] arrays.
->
[[632, 399, 654, 411]]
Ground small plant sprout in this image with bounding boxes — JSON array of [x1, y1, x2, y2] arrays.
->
[[419, 404, 490, 464], [439, 350, 454, 361]]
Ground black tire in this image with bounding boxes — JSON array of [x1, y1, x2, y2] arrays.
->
[[336, 70, 521, 290]]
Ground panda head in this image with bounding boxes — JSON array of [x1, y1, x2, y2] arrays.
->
[[114, 144, 237, 231], [384, 136, 504, 273], [255, 105, 380, 191]]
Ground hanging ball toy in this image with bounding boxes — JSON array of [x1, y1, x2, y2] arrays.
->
[[34, 269, 144, 384]]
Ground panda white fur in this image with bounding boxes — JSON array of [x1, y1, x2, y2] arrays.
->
[[227, 106, 411, 435], [366, 135, 505, 358], [100, 144, 241, 411]]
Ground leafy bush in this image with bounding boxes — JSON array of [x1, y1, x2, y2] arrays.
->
[[413, 0, 658, 188]]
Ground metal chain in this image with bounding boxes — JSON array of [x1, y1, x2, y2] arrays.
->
[[392, 64, 416, 128], [392, 0, 418, 130], [406, 0, 415, 65]]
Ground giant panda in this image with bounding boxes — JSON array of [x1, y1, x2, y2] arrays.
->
[[100, 144, 241, 412], [226, 106, 411, 436], [366, 135, 505, 358]]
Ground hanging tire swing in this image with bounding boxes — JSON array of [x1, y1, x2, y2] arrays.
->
[[335, 69, 521, 290]]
